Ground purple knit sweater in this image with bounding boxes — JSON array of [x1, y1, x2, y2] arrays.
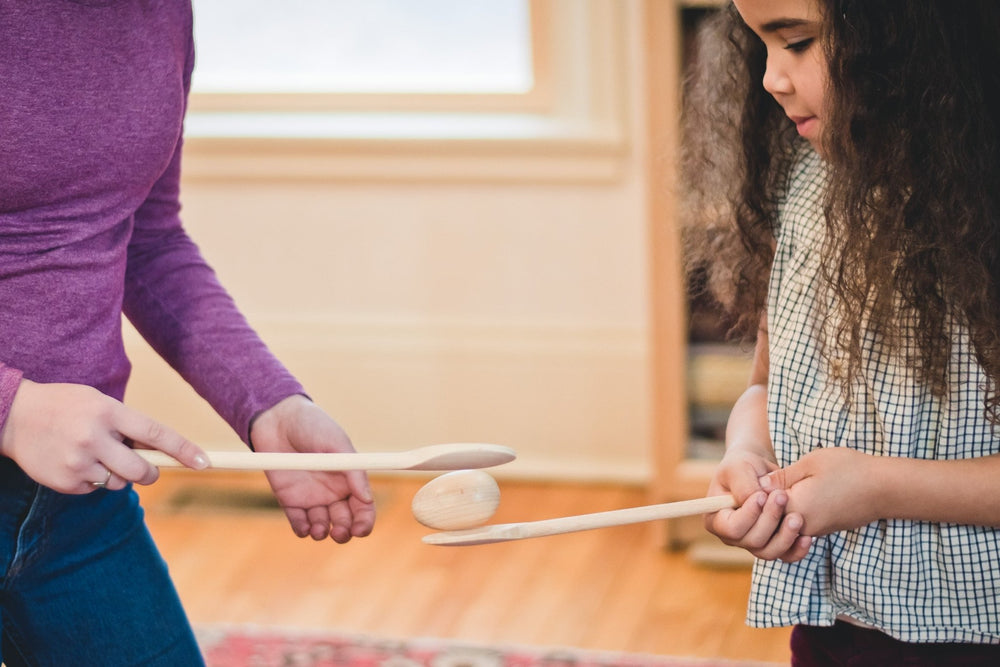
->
[[0, 0, 305, 443]]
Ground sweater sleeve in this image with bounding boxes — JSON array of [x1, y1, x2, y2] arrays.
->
[[0, 363, 24, 441], [122, 20, 305, 445]]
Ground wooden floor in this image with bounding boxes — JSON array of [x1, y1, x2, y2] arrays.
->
[[137, 471, 792, 663]]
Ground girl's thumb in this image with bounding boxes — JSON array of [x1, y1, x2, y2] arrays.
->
[[758, 464, 802, 492]]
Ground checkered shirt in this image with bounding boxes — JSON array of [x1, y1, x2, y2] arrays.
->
[[746, 142, 1000, 643]]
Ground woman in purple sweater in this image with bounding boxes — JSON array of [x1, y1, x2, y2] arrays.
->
[[0, 2, 376, 664]]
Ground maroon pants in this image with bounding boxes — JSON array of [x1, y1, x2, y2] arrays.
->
[[791, 621, 1000, 666]]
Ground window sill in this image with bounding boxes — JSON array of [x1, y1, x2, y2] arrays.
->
[[182, 110, 629, 184]]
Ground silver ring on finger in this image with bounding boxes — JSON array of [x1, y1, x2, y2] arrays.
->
[[91, 466, 113, 489]]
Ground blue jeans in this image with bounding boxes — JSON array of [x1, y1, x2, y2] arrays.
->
[[0, 457, 204, 666]]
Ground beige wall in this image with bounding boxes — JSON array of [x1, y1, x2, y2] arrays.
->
[[124, 2, 662, 483]]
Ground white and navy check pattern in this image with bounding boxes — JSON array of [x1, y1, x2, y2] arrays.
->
[[746, 142, 1000, 643]]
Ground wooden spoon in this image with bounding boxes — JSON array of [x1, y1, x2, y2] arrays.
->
[[136, 443, 516, 472], [422, 494, 736, 546]]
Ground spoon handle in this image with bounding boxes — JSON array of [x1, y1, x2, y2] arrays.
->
[[422, 494, 737, 546], [135, 443, 512, 471]]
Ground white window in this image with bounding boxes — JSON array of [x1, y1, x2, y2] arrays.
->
[[183, 0, 627, 183], [191, 0, 533, 96]]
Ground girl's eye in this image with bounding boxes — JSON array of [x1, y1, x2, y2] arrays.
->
[[785, 37, 814, 53]]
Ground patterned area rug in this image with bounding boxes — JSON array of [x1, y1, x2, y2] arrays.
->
[[195, 626, 785, 667]]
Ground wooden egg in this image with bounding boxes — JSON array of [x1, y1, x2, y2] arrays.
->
[[411, 469, 501, 531]]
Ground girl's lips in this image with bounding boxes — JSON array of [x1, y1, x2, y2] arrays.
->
[[790, 115, 817, 136]]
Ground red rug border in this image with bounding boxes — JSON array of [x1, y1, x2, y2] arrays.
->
[[195, 623, 787, 667]]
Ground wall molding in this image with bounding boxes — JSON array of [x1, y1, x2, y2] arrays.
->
[[124, 318, 653, 483]]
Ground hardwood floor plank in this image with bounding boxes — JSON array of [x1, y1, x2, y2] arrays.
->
[[139, 472, 791, 662]]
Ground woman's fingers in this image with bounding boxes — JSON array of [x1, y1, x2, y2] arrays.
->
[[83, 461, 116, 492], [113, 406, 208, 475], [343, 469, 374, 506], [306, 506, 333, 541], [98, 437, 160, 486], [88, 404, 207, 491], [283, 507, 312, 538], [1, 380, 205, 494]]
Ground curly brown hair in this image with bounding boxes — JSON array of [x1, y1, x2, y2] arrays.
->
[[682, 1, 1000, 420]]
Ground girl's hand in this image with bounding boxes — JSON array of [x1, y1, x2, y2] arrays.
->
[[704, 448, 813, 562], [761, 447, 882, 535], [0, 379, 208, 494], [250, 395, 376, 543]]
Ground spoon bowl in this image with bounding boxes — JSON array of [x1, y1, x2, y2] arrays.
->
[[405, 443, 515, 471]]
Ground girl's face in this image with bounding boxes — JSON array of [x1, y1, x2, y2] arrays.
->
[[732, 0, 828, 153]]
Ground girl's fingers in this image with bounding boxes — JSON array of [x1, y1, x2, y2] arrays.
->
[[740, 490, 790, 549], [777, 534, 815, 563], [750, 512, 807, 561], [706, 491, 767, 541], [706, 488, 811, 563]]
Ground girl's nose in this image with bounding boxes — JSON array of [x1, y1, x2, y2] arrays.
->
[[762, 56, 793, 96]]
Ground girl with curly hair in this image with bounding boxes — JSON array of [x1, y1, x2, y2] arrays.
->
[[689, 0, 1000, 662]]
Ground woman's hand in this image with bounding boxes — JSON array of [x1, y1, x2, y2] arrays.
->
[[0, 379, 208, 494], [250, 395, 376, 544]]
